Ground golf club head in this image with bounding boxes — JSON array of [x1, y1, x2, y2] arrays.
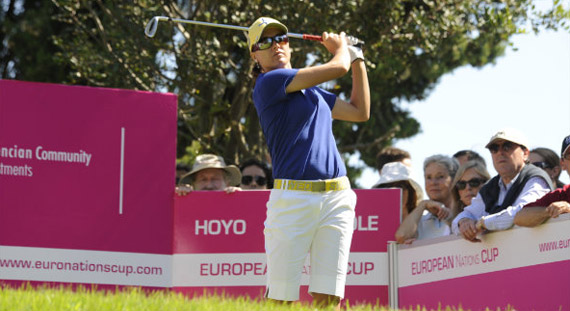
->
[[145, 16, 164, 38]]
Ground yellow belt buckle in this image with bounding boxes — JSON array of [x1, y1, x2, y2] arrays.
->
[[309, 182, 320, 192]]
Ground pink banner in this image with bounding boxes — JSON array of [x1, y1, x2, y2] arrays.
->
[[173, 188, 401, 305], [397, 214, 570, 311], [399, 261, 570, 311], [0, 80, 403, 305], [0, 80, 177, 254]]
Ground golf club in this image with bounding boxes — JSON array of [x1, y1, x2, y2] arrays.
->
[[144, 16, 364, 46]]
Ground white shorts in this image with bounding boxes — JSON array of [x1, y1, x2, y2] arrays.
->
[[264, 177, 357, 301]]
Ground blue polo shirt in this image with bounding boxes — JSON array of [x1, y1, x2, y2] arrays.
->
[[253, 68, 346, 180]]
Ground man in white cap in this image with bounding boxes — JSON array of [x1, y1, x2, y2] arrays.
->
[[176, 154, 241, 193], [452, 128, 554, 242], [514, 134, 570, 227]]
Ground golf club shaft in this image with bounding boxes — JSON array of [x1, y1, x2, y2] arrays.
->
[[145, 16, 362, 44]]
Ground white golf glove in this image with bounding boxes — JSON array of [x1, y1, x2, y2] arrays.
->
[[346, 35, 360, 46], [348, 45, 364, 63]]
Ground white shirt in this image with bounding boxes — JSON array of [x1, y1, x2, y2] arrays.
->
[[452, 174, 550, 233], [418, 210, 451, 240]]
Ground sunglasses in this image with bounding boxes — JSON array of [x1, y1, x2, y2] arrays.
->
[[456, 178, 487, 190], [488, 141, 517, 154], [251, 34, 289, 52], [532, 161, 552, 169], [241, 175, 267, 186]]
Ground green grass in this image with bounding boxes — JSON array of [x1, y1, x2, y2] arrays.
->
[[2, 284, 516, 311], [0, 285, 396, 311]]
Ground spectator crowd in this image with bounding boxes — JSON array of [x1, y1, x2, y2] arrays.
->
[[175, 129, 570, 243]]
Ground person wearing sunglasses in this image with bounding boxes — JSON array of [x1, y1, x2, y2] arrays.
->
[[529, 147, 565, 189], [239, 158, 273, 190], [450, 160, 490, 216], [515, 135, 570, 227], [248, 17, 369, 309], [452, 128, 554, 242]]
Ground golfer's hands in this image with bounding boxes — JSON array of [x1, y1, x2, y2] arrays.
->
[[321, 32, 349, 57], [458, 218, 482, 242], [546, 201, 570, 218]]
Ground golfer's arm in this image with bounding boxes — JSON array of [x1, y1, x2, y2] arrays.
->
[[332, 60, 370, 122], [285, 50, 350, 93]]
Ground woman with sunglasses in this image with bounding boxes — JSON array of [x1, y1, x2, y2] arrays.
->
[[450, 161, 491, 217], [529, 147, 565, 189], [248, 17, 369, 309], [239, 158, 273, 190]]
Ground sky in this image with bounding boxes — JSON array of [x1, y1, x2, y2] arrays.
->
[[356, 25, 570, 190]]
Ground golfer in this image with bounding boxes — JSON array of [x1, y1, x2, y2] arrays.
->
[[248, 17, 370, 309]]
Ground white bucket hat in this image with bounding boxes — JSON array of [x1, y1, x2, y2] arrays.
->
[[372, 162, 423, 200]]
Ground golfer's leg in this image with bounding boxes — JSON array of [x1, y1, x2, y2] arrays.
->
[[265, 190, 319, 301], [309, 189, 356, 300]]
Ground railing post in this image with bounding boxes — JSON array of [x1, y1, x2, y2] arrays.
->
[[388, 241, 399, 310]]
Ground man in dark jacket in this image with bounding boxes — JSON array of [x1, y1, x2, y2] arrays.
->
[[452, 128, 554, 242]]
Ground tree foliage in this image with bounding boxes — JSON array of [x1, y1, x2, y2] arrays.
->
[[2, 0, 568, 184], [0, 0, 71, 81]]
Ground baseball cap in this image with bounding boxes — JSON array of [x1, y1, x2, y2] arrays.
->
[[183, 154, 241, 186], [248, 17, 288, 52], [561, 135, 570, 158], [485, 128, 529, 150]]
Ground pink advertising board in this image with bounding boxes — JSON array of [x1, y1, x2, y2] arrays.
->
[[0, 80, 177, 287], [172, 188, 401, 306], [5, 80, 568, 309], [396, 214, 570, 311], [0, 80, 401, 303]]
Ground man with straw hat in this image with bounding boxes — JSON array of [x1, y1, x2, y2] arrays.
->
[[176, 154, 241, 194]]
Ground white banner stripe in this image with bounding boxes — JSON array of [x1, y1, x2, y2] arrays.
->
[[0, 246, 172, 287], [119, 127, 125, 215], [172, 252, 388, 287], [0, 246, 388, 288]]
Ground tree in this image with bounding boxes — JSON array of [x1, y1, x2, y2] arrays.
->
[[0, 0, 71, 81], [5, 0, 569, 184]]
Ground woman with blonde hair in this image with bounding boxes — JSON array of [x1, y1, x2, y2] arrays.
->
[[450, 160, 491, 219]]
